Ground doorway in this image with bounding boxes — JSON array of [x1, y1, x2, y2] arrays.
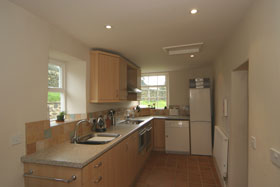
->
[[228, 61, 249, 187]]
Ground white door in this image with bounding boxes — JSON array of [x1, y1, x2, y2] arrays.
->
[[190, 121, 212, 155], [190, 88, 211, 121]]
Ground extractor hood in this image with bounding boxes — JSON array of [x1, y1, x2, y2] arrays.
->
[[127, 86, 142, 93]]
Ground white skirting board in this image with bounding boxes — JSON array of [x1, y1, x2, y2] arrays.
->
[[213, 126, 229, 186]]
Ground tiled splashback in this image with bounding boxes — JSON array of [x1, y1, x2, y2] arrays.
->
[[25, 106, 188, 155], [25, 120, 92, 155], [25, 106, 137, 155]]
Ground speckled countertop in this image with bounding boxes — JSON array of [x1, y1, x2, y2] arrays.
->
[[21, 116, 189, 168]]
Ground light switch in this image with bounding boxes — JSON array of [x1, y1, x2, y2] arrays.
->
[[270, 148, 280, 168], [250, 136, 256, 150]]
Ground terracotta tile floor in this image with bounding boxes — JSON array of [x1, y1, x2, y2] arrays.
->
[[134, 152, 221, 187]]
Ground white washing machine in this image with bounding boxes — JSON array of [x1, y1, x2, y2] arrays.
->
[[165, 120, 190, 154]]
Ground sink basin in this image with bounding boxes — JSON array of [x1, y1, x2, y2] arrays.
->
[[118, 119, 144, 125], [77, 133, 120, 145]]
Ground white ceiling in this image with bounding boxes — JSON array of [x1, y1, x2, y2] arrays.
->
[[10, 0, 255, 72]]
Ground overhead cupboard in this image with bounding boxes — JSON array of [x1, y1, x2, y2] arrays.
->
[[89, 51, 141, 103]]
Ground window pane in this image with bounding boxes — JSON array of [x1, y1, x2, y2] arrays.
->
[[158, 90, 166, 97], [141, 87, 148, 98], [140, 74, 168, 109], [140, 99, 149, 107], [158, 87, 166, 91], [148, 76, 158, 86], [48, 64, 62, 88], [158, 76, 166, 85], [149, 87, 157, 97], [48, 92, 63, 120], [150, 98, 157, 107], [141, 76, 149, 86], [157, 98, 167, 109]]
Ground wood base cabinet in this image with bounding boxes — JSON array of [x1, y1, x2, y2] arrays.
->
[[24, 131, 143, 187], [153, 119, 165, 151]]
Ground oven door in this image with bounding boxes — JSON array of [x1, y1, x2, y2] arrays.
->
[[138, 128, 146, 153], [145, 124, 152, 152]]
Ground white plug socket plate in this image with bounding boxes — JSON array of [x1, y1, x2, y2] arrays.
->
[[270, 148, 280, 168], [11, 134, 22, 145], [250, 136, 256, 150]]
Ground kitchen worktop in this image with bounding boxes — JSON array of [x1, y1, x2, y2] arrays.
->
[[21, 115, 189, 168]]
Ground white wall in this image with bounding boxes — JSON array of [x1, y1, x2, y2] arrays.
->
[[214, 0, 280, 186], [169, 66, 213, 106], [0, 1, 49, 186], [0, 1, 136, 186]]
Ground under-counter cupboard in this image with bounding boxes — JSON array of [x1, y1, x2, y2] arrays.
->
[[23, 122, 153, 187]]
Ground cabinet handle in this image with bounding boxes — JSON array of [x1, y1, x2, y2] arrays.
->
[[146, 126, 153, 132], [94, 162, 102, 168], [94, 176, 102, 183], [23, 170, 76, 183]]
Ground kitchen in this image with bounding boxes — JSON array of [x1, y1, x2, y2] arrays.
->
[[1, 0, 280, 187]]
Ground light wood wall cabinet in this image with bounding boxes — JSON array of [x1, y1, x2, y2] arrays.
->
[[90, 51, 127, 103], [153, 119, 165, 151]]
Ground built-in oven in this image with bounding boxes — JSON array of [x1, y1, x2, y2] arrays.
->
[[138, 127, 146, 153], [145, 123, 153, 152]]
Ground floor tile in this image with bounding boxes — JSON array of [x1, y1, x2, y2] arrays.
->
[[134, 152, 221, 187]]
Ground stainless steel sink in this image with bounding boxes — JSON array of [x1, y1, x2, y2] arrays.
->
[[77, 133, 120, 145], [118, 119, 144, 125]]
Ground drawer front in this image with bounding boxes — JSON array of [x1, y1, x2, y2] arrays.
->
[[82, 156, 105, 185], [24, 163, 82, 187]]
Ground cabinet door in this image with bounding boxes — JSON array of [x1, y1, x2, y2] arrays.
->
[[82, 154, 105, 187], [24, 164, 82, 187], [98, 53, 120, 100], [119, 59, 127, 100], [153, 119, 165, 151]]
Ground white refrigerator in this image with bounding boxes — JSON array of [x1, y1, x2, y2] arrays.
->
[[190, 88, 212, 155]]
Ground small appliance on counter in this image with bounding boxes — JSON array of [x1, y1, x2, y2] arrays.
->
[[169, 108, 179, 116], [96, 115, 106, 132], [107, 109, 116, 127]]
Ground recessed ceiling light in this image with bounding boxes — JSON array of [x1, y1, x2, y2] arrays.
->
[[190, 9, 198, 15], [105, 25, 112, 29], [190, 54, 195, 58]]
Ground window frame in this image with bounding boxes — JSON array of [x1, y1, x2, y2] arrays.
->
[[48, 59, 66, 120], [140, 72, 169, 109]]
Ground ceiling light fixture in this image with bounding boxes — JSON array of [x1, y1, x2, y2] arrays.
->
[[105, 25, 112, 29], [190, 9, 198, 15], [190, 54, 195, 58]]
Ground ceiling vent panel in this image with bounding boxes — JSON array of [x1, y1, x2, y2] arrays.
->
[[162, 42, 204, 55]]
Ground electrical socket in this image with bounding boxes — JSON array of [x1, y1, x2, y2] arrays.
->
[[250, 136, 256, 150], [11, 133, 22, 145], [270, 148, 280, 168]]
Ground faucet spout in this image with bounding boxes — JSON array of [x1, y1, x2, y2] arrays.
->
[[72, 119, 89, 144]]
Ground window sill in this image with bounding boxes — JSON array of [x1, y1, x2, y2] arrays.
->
[[50, 119, 81, 127]]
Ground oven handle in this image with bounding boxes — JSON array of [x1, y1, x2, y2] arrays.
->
[[139, 129, 146, 136], [146, 126, 152, 132]]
